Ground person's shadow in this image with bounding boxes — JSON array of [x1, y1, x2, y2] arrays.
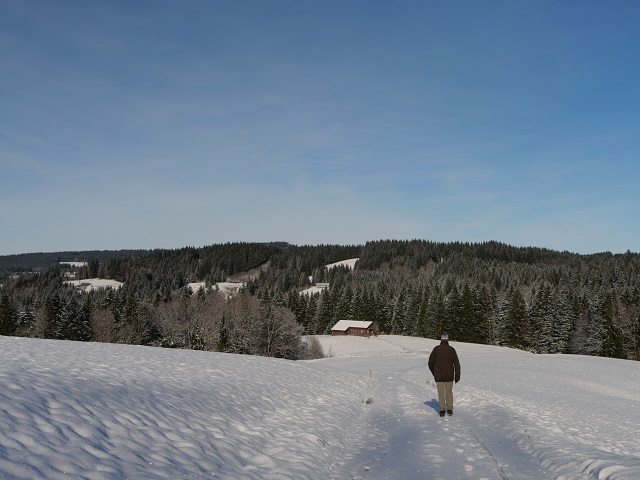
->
[[424, 399, 440, 413]]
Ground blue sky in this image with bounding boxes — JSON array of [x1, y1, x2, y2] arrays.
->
[[2, 1, 639, 255]]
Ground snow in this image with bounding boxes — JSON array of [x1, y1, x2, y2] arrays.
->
[[187, 282, 243, 297], [64, 278, 123, 292], [325, 258, 359, 270], [60, 262, 88, 268], [65, 279, 240, 295], [1, 335, 639, 480], [304, 258, 359, 293], [299, 284, 327, 296], [187, 281, 207, 292], [330, 320, 373, 332]]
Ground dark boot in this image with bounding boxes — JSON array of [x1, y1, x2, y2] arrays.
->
[[447, 409, 453, 416], [439, 410, 445, 417]]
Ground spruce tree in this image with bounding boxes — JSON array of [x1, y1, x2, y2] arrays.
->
[[43, 293, 64, 340], [0, 293, 18, 336], [313, 289, 334, 335], [425, 288, 446, 339], [600, 292, 625, 358], [501, 287, 532, 350], [217, 314, 228, 352]]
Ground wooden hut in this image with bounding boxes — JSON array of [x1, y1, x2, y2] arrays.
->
[[330, 320, 378, 337]]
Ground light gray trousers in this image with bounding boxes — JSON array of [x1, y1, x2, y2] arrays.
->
[[436, 381, 454, 411]]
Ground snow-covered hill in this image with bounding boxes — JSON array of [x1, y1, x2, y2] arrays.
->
[[1, 335, 639, 479]]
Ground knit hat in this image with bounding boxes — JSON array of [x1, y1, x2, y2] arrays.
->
[[441, 332, 449, 341]]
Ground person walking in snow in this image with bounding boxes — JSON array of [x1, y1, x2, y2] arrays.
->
[[428, 333, 461, 417]]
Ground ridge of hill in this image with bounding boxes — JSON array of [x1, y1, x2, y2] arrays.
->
[[1, 239, 639, 362], [2, 239, 635, 272]]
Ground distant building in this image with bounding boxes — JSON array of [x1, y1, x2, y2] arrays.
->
[[330, 320, 378, 337]]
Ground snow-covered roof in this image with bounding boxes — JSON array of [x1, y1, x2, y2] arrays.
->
[[331, 320, 373, 331]]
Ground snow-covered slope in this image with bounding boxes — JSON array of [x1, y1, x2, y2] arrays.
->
[[1, 335, 639, 479], [187, 281, 243, 297], [325, 258, 359, 270], [302, 257, 359, 295], [64, 278, 123, 292]]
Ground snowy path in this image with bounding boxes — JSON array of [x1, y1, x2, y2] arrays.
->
[[333, 355, 510, 479], [320, 336, 640, 480]]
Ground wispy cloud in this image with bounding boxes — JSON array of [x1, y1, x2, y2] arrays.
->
[[1, 1, 639, 254]]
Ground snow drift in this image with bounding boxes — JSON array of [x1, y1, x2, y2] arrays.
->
[[1, 335, 639, 479]]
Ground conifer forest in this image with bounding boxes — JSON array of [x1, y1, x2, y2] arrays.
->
[[1, 240, 638, 361]]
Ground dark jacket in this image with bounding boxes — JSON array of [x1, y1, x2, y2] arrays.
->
[[428, 341, 460, 383]]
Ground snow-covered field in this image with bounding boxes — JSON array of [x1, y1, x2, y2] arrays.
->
[[1, 335, 639, 480], [60, 262, 88, 268], [187, 282, 243, 297], [64, 279, 243, 296], [64, 278, 123, 292], [299, 284, 328, 296]]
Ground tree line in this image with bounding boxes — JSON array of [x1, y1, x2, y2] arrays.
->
[[1, 240, 639, 361]]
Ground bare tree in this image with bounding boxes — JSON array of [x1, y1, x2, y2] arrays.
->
[[190, 291, 226, 350], [260, 304, 302, 359], [90, 308, 117, 343], [300, 335, 324, 359], [155, 298, 192, 348], [225, 293, 261, 355]]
